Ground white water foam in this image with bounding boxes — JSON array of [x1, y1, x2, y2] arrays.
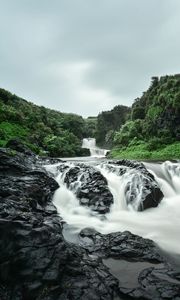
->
[[51, 160, 180, 255], [82, 138, 109, 157]]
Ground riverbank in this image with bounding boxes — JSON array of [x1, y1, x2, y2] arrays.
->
[[109, 141, 180, 160], [1, 142, 180, 299]]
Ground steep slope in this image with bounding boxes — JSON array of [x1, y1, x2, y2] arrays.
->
[[96, 105, 130, 148], [112, 74, 180, 159], [0, 88, 87, 157]]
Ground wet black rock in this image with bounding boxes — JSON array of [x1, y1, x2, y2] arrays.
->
[[0, 148, 119, 300], [106, 159, 164, 211], [79, 228, 180, 300], [119, 265, 180, 299], [0, 147, 36, 174], [6, 138, 36, 156], [79, 228, 163, 263], [63, 164, 114, 214], [1, 147, 180, 300]]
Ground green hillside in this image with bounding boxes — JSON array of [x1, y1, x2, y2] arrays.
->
[[96, 105, 130, 148], [0, 88, 89, 157], [1, 74, 180, 160], [110, 74, 180, 160]]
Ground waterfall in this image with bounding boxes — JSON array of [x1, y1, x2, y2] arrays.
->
[[45, 160, 180, 255], [82, 138, 109, 157], [82, 138, 96, 149]]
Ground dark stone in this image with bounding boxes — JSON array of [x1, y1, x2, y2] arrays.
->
[[63, 163, 114, 214], [79, 228, 163, 263], [0, 148, 119, 300], [0, 147, 180, 300], [107, 159, 164, 211], [78, 228, 180, 299], [57, 159, 163, 213], [119, 265, 180, 299], [0, 147, 36, 175], [6, 138, 35, 156]]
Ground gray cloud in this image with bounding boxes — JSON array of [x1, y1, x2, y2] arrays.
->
[[0, 0, 180, 116]]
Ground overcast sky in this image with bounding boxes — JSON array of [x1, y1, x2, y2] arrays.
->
[[0, 0, 180, 117]]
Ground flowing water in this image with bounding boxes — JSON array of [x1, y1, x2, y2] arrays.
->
[[82, 137, 109, 157], [45, 143, 180, 256]]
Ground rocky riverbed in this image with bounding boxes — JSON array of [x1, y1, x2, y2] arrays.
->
[[0, 141, 180, 299]]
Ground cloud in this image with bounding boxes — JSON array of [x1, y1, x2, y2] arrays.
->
[[43, 60, 120, 116], [0, 0, 180, 116]]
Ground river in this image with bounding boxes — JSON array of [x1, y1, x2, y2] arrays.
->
[[45, 139, 180, 257]]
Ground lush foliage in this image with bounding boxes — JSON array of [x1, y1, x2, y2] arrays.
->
[[110, 142, 180, 160], [0, 88, 89, 157], [111, 74, 180, 159], [84, 117, 97, 138], [96, 105, 130, 147], [1, 74, 179, 159]]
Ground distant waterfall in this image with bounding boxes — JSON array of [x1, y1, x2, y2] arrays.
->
[[82, 138, 109, 157]]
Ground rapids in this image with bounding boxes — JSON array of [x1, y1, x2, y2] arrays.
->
[[46, 159, 180, 256]]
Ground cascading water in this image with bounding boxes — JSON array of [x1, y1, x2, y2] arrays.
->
[[82, 137, 109, 157], [46, 160, 180, 255]]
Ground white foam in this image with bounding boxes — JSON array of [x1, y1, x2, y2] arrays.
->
[[51, 160, 180, 255]]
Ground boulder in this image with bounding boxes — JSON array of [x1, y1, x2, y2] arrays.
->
[[78, 228, 180, 300], [6, 138, 35, 156], [63, 163, 114, 214], [79, 228, 163, 263], [0, 148, 119, 300], [119, 265, 180, 299], [0, 148, 179, 300], [107, 160, 164, 211]]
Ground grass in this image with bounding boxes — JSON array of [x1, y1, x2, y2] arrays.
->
[[109, 142, 180, 160]]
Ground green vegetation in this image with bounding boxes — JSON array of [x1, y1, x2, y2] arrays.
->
[[96, 105, 130, 147], [1, 74, 179, 159], [110, 142, 180, 160], [0, 88, 91, 157], [110, 74, 180, 160], [84, 117, 97, 138]]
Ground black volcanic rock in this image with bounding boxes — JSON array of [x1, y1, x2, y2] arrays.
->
[[79, 228, 163, 263], [56, 158, 164, 214], [63, 163, 114, 214], [78, 228, 180, 299], [106, 159, 164, 211], [0, 148, 180, 300], [119, 265, 180, 299], [6, 138, 36, 156], [0, 148, 119, 300]]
